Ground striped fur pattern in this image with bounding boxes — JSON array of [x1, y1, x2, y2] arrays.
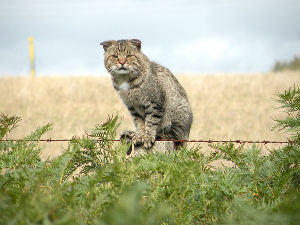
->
[[100, 39, 193, 149]]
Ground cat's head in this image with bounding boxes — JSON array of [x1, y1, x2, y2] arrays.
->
[[100, 39, 143, 76]]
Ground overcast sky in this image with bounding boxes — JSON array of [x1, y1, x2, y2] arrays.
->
[[0, 0, 299, 75]]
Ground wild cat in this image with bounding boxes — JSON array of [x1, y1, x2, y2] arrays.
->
[[100, 39, 193, 149]]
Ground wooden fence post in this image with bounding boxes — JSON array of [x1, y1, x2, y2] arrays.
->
[[28, 36, 35, 78], [127, 141, 175, 157]]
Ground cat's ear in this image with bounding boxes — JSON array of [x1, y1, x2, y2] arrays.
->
[[100, 40, 116, 51], [129, 39, 141, 51]]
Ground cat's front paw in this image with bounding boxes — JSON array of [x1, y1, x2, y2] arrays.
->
[[131, 133, 144, 146], [143, 135, 155, 149], [120, 130, 135, 141], [121, 130, 144, 146], [123, 130, 155, 149]]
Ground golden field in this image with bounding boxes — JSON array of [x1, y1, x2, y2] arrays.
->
[[0, 71, 299, 158]]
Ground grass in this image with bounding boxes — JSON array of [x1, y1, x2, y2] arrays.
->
[[0, 71, 299, 158]]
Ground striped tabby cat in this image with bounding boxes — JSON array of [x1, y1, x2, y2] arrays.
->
[[100, 39, 193, 149]]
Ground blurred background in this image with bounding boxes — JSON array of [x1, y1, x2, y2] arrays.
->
[[1, 0, 299, 158], [0, 0, 299, 76]]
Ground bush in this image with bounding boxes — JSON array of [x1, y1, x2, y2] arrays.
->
[[272, 55, 300, 72], [0, 86, 299, 225]]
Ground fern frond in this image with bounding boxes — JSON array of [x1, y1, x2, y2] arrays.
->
[[61, 115, 120, 182], [0, 113, 21, 140]]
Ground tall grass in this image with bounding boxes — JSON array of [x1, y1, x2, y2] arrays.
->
[[0, 86, 299, 225], [1, 72, 298, 158]]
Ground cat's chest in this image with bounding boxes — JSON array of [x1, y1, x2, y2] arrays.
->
[[118, 81, 130, 91], [112, 76, 146, 106], [117, 85, 144, 108], [112, 76, 132, 91], [118, 86, 139, 104]]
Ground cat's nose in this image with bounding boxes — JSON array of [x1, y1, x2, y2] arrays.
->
[[119, 58, 126, 65]]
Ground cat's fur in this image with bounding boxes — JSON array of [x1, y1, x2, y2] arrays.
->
[[100, 39, 193, 149]]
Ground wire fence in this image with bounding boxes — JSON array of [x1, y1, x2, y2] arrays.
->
[[0, 138, 295, 145]]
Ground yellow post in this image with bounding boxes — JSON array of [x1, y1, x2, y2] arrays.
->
[[28, 36, 35, 78]]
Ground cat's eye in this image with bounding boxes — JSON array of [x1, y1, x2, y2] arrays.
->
[[111, 55, 118, 58], [126, 55, 133, 58]]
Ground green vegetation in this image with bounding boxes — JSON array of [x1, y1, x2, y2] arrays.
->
[[272, 55, 300, 72], [1, 86, 299, 225]]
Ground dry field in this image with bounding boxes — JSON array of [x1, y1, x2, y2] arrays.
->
[[1, 71, 299, 158]]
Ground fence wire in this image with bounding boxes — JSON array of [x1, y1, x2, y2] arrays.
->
[[0, 138, 294, 145]]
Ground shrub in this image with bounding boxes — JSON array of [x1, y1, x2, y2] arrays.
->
[[272, 55, 300, 72], [0, 86, 299, 225]]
